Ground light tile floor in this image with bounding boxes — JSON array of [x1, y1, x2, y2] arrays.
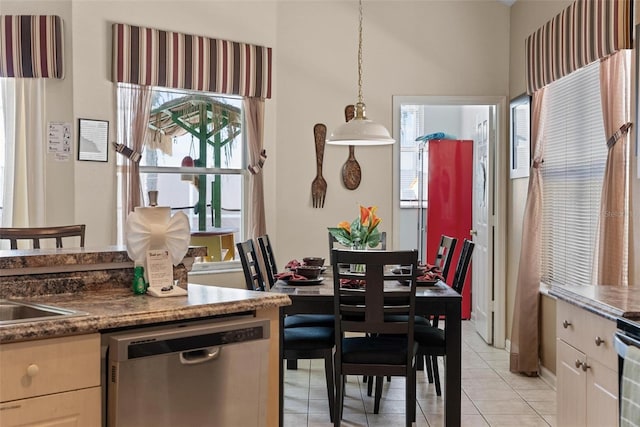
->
[[283, 321, 556, 427]]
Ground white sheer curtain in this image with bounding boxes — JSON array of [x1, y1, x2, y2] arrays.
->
[[0, 78, 46, 232]]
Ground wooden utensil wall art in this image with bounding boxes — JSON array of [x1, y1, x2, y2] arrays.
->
[[341, 104, 362, 190], [311, 123, 327, 208]]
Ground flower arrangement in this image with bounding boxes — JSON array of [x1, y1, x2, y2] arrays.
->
[[328, 205, 382, 249]]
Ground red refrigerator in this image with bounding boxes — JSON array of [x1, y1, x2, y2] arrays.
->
[[425, 139, 473, 319]]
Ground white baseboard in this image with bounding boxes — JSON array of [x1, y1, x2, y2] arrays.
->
[[504, 338, 555, 389], [539, 364, 556, 390]]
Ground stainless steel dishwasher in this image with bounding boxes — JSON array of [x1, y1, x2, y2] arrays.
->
[[104, 316, 270, 427]]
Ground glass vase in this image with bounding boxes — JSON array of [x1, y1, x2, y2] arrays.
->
[[350, 243, 366, 273]]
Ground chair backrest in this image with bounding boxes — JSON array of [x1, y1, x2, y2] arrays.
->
[[434, 235, 457, 281], [451, 239, 475, 294], [257, 235, 278, 289], [0, 225, 86, 250], [235, 239, 266, 292], [331, 249, 418, 338]]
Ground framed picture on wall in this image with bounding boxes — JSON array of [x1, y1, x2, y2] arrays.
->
[[78, 118, 109, 162], [509, 94, 531, 179]]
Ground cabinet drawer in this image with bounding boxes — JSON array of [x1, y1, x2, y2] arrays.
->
[[557, 300, 584, 347], [0, 334, 100, 402], [556, 300, 617, 372], [0, 386, 100, 427]]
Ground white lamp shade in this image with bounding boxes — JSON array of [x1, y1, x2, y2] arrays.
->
[[326, 117, 394, 146]]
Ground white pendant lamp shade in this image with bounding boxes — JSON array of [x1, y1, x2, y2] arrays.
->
[[327, 103, 394, 146], [326, 0, 394, 146]]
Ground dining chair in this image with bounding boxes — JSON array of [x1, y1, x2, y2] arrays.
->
[[415, 238, 475, 396], [331, 248, 418, 426], [434, 235, 457, 282], [0, 225, 86, 250], [235, 239, 267, 291], [236, 238, 335, 422], [256, 234, 334, 328]]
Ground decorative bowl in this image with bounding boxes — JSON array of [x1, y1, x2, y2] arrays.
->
[[295, 265, 322, 279], [303, 257, 325, 267]]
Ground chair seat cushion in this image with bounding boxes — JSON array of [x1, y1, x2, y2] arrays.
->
[[414, 324, 445, 345], [284, 326, 335, 350], [284, 314, 335, 328], [342, 336, 418, 365], [383, 315, 431, 326]]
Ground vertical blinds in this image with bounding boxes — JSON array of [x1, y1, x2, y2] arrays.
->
[[540, 60, 606, 287]]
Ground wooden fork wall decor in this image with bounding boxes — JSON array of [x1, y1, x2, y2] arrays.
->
[[311, 123, 327, 208]]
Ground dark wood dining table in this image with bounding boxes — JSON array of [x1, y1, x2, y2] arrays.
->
[[270, 277, 462, 427]]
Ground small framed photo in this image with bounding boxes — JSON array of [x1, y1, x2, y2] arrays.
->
[[78, 119, 109, 162], [510, 94, 531, 179]]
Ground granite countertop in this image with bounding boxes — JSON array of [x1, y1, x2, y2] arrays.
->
[[0, 284, 291, 344], [549, 284, 640, 321]]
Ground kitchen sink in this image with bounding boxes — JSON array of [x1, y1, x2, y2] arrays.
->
[[0, 300, 87, 325]]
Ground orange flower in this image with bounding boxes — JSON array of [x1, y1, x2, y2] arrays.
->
[[337, 221, 351, 233], [360, 205, 381, 232]]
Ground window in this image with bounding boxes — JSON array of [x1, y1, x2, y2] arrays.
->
[[399, 104, 428, 208], [117, 86, 247, 262], [540, 59, 618, 286]]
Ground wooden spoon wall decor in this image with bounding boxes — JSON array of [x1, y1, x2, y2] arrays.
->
[[341, 104, 362, 190]]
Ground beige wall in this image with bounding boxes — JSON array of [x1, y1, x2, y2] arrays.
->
[[1, 0, 511, 259], [274, 0, 510, 263]]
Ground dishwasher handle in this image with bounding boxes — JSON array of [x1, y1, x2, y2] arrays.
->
[[179, 347, 221, 365]]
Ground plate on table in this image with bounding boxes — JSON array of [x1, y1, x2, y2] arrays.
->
[[396, 278, 439, 287], [283, 277, 324, 286], [417, 279, 438, 287]]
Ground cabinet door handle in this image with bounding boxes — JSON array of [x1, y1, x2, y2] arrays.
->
[[574, 359, 582, 369], [581, 362, 590, 372], [595, 336, 605, 346], [26, 364, 39, 377], [563, 320, 572, 329]]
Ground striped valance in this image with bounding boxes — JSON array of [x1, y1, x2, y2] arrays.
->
[[0, 15, 64, 79], [112, 23, 272, 99], [525, 0, 632, 94]]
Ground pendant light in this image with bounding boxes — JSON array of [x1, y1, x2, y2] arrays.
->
[[326, 0, 394, 146]]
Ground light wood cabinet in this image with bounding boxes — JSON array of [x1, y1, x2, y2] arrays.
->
[[556, 300, 618, 427], [0, 334, 101, 427]]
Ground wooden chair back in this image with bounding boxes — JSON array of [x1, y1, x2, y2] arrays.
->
[[235, 239, 266, 292], [451, 239, 475, 294], [0, 225, 86, 249], [331, 249, 418, 368], [257, 235, 278, 289], [434, 235, 457, 281]]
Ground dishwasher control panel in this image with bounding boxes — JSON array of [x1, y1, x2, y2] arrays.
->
[[107, 317, 270, 362]]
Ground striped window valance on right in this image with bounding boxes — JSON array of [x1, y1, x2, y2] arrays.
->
[[0, 15, 64, 78], [112, 23, 272, 99], [525, 0, 632, 94]]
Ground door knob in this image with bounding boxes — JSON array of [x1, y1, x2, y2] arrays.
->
[[562, 320, 572, 329], [594, 336, 605, 346], [470, 230, 478, 236]]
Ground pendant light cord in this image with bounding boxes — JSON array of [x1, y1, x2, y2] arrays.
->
[[357, 0, 364, 106]]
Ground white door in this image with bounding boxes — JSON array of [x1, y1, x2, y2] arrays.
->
[[471, 109, 494, 344]]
